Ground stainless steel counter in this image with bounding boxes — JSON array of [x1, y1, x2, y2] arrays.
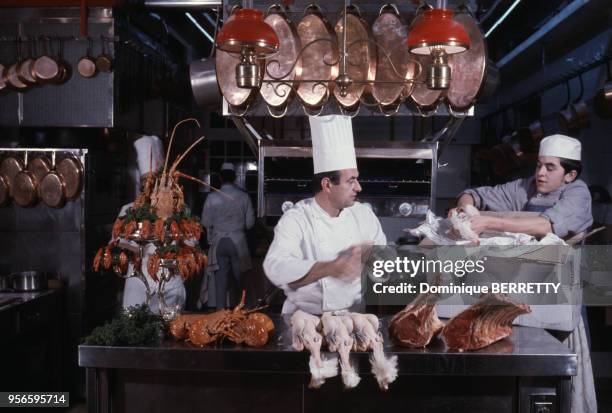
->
[[79, 314, 576, 412]]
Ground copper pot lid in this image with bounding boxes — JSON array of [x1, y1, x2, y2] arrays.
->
[[333, 9, 376, 109], [28, 155, 51, 182], [0, 174, 9, 207], [372, 7, 414, 107], [12, 170, 38, 207], [296, 7, 338, 111], [447, 10, 487, 111], [261, 8, 301, 112], [1, 155, 25, 196], [40, 172, 65, 208], [56, 156, 83, 199]]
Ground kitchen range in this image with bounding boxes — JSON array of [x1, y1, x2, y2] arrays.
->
[[0, 0, 610, 412]]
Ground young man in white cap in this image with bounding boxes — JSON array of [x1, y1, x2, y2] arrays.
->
[[451, 134, 592, 239], [263, 115, 386, 315], [200, 162, 255, 309], [119, 135, 187, 311]]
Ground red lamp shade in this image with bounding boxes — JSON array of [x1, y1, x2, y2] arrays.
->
[[216, 9, 279, 56], [407, 9, 469, 55]]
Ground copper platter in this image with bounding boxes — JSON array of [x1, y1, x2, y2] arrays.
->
[[447, 10, 487, 112], [0, 154, 25, 196], [333, 7, 376, 110], [296, 6, 339, 113], [0, 174, 10, 207], [28, 155, 51, 182], [215, 11, 260, 114], [371, 7, 419, 111], [261, 6, 301, 116], [56, 155, 83, 199]]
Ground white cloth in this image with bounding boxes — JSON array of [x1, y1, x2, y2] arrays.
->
[[199, 183, 255, 306], [539, 134, 581, 160], [263, 198, 386, 315], [566, 317, 598, 413], [309, 115, 357, 174], [117, 203, 186, 312]]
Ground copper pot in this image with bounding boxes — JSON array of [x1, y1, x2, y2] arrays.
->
[[39, 152, 67, 208], [16, 39, 37, 86], [0, 153, 25, 197], [32, 37, 62, 84], [12, 152, 39, 208], [295, 4, 338, 115], [56, 154, 83, 200], [260, 4, 301, 117], [447, 7, 488, 112], [28, 154, 52, 182], [95, 36, 113, 73], [78, 38, 98, 78], [0, 173, 10, 207], [371, 5, 418, 113], [594, 60, 612, 118]]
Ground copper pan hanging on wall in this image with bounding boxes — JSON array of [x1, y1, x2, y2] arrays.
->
[[12, 151, 39, 207], [333, 5, 376, 114], [215, 7, 262, 115], [0, 153, 25, 197], [260, 4, 302, 117], [371, 5, 419, 114], [56, 154, 83, 200], [0, 173, 9, 207], [446, 7, 488, 114], [39, 151, 67, 208], [28, 153, 51, 182], [296, 4, 339, 115]]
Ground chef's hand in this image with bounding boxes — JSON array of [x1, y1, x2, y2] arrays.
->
[[331, 245, 365, 282], [448, 194, 476, 218]]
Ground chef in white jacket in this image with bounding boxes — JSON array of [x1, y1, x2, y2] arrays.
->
[[263, 115, 387, 315], [120, 135, 186, 312]]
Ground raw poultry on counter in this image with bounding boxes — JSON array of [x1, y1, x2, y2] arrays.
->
[[291, 310, 398, 391]]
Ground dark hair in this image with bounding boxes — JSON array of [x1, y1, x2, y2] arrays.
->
[[220, 169, 236, 183], [559, 158, 582, 179], [312, 170, 341, 193]]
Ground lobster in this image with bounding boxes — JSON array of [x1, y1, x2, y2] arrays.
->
[[169, 291, 275, 348]]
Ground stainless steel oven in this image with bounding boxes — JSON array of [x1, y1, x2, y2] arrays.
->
[[258, 141, 438, 243]]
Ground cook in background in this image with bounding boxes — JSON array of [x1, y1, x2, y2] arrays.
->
[[200, 162, 255, 309]]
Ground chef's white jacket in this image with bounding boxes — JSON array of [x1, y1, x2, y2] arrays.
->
[[263, 198, 386, 314]]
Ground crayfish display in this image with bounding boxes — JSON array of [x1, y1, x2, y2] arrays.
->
[[169, 292, 275, 348], [92, 118, 212, 304], [147, 244, 207, 282]]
